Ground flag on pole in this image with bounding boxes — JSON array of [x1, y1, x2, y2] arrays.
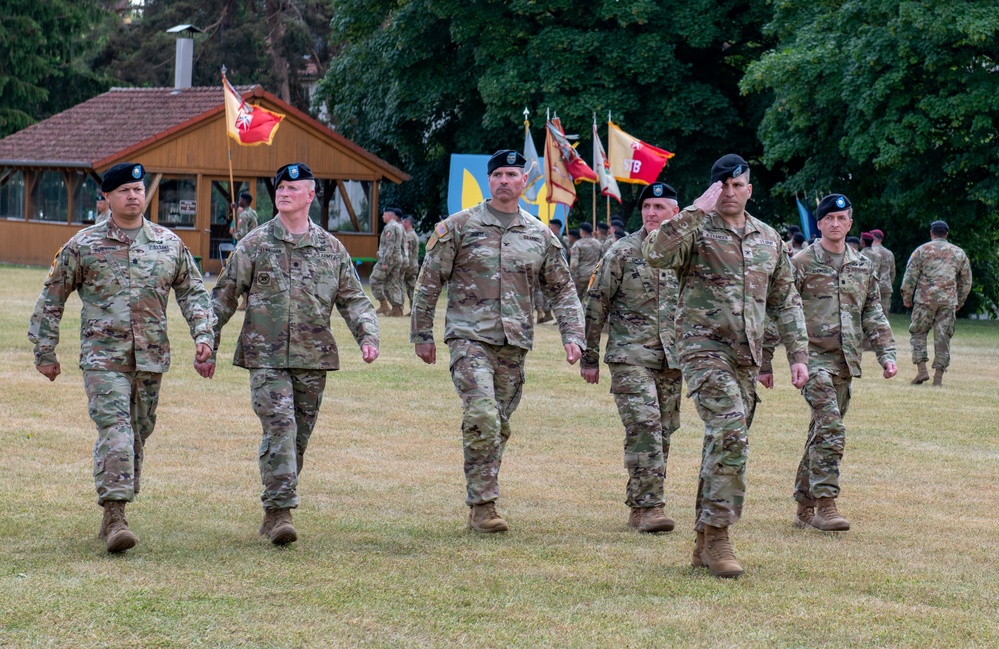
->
[[796, 197, 817, 240], [606, 122, 674, 185], [523, 118, 543, 201], [223, 72, 285, 146], [546, 117, 598, 184], [593, 121, 621, 203], [545, 119, 577, 207]]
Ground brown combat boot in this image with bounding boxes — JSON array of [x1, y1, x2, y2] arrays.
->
[[911, 362, 930, 384], [102, 501, 138, 554], [263, 508, 298, 545], [691, 529, 705, 568], [388, 305, 404, 317], [467, 503, 509, 533], [932, 368, 945, 386], [537, 310, 553, 324], [376, 299, 390, 315], [636, 506, 675, 533], [812, 497, 850, 531], [701, 525, 743, 578], [793, 502, 815, 529], [627, 508, 641, 529]]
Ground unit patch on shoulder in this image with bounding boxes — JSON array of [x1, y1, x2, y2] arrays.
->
[[47, 246, 64, 278], [257, 272, 271, 286], [435, 222, 449, 238]]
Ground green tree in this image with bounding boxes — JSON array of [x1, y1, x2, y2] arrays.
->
[[320, 0, 780, 231], [0, 0, 108, 137], [743, 0, 999, 314]]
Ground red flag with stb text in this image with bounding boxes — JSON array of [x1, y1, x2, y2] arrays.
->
[[607, 122, 674, 185], [222, 72, 284, 146]]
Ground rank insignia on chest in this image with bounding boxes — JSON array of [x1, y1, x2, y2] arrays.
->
[[257, 272, 272, 286]]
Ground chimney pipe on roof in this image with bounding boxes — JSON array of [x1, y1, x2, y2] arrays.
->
[[166, 24, 204, 92]]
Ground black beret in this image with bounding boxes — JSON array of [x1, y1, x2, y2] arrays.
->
[[815, 193, 852, 220], [549, 218, 563, 227], [580, 222, 593, 233], [567, 228, 579, 237], [101, 163, 145, 192], [596, 222, 609, 231], [709, 154, 749, 185], [487, 150, 526, 175], [637, 182, 678, 207], [275, 162, 314, 185], [930, 220, 949, 232]]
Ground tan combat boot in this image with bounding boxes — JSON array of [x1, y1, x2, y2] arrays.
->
[[388, 305, 404, 317], [102, 501, 138, 554], [376, 299, 390, 315], [793, 502, 815, 529], [537, 310, 553, 324], [691, 529, 705, 568], [627, 508, 641, 529], [932, 368, 945, 386], [812, 497, 850, 531], [264, 508, 298, 545], [467, 503, 509, 533], [701, 525, 743, 578], [637, 506, 675, 533], [911, 362, 930, 384]]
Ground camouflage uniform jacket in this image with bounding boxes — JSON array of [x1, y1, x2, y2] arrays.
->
[[600, 236, 614, 256], [377, 219, 406, 269], [28, 217, 215, 372], [410, 200, 585, 351], [861, 245, 895, 293], [234, 207, 259, 242], [762, 243, 895, 377], [405, 229, 420, 273], [570, 237, 604, 286], [582, 227, 679, 370], [900, 239, 972, 309], [642, 206, 808, 368], [211, 217, 378, 370], [95, 209, 111, 225]]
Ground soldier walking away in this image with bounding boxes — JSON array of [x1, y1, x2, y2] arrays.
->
[[900, 220, 972, 386], [762, 194, 896, 533], [582, 182, 683, 534], [28, 162, 216, 554], [230, 191, 259, 311], [411, 149, 585, 533], [642, 154, 809, 578], [371, 206, 407, 316], [198, 163, 379, 546], [569, 222, 604, 301], [401, 215, 420, 315], [868, 229, 896, 311]]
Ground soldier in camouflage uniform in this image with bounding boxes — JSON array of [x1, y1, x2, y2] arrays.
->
[[402, 215, 420, 315], [900, 220, 972, 386], [94, 193, 110, 225], [230, 191, 259, 243], [596, 222, 613, 256], [869, 229, 896, 310], [28, 162, 216, 554], [532, 218, 566, 324], [570, 222, 604, 300], [761, 194, 896, 532], [642, 154, 809, 578], [582, 182, 682, 534], [199, 163, 379, 546], [370, 206, 407, 316], [411, 150, 585, 533]]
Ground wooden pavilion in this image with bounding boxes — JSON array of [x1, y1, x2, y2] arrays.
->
[[0, 85, 408, 276]]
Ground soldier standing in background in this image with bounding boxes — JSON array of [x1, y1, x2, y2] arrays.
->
[[411, 150, 584, 534], [596, 222, 613, 255], [402, 215, 420, 315], [643, 154, 809, 578], [582, 182, 682, 534], [900, 220, 972, 386], [569, 222, 604, 300], [28, 162, 216, 554], [198, 162, 379, 546], [533, 218, 566, 324], [761, 194, 896, 532], [230, 191, 259, 243], [94, 193, 110, 224], [371, 206, 406, 316], [869, 229, 896, 311]]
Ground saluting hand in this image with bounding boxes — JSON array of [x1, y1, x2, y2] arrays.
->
[[693, 181, 724, 214]]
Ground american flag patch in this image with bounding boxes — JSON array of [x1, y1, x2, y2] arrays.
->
[[435, 222, 449, 237]]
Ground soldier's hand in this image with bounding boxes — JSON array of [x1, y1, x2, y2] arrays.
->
[[361, 344, 379, 363], [693, 181, 724, 214], [564, 343, 582, 365], [195, 343, 212, 363], [790, 363, 809, 389], [580, 367, 599, 384], [758, 372, 774, 389], [194, 360, 215, 379], [415, 343, 436, 364], [883, 361, 897, 379], [36, 363, 61, 382]]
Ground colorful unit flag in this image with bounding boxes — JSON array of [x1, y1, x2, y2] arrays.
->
[[606, 122, 674, 185], [593, 121, 621, 203], [523, 121, 543, 202], [796, 198, 817, 240], [545, 120, 578, 207], [547, 118, 598, 184], [223, 72, 285, 146]]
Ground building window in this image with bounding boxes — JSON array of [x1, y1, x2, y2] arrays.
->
[[0, 171, 25, 219], [72, 174, 103, 224], [29, 171, 68, 223], [158, 176, 198, 228]]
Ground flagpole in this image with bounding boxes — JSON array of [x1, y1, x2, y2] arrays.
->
[[222, 66, 238, 235]]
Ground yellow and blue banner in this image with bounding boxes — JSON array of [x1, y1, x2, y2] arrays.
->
[[448, 154, 567, 226]]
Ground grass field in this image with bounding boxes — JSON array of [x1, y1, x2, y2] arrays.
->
[[1, 264, 997, 648]]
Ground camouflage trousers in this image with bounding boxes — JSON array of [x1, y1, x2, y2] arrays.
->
[[909, 303, 956, 370], [795, 368, 852, 503], [404, 267, 418, 310], [370, 263, 404, 307], [249, 368, 327, 510], [879, 283, 893, 313], [682, 356, 759, 530], [448, 339, 527, 506], [608, 363, 682, 508], [82, 370, 162, 505]]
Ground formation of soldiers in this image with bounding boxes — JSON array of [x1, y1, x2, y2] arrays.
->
[[28, 153, 973, 580]]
